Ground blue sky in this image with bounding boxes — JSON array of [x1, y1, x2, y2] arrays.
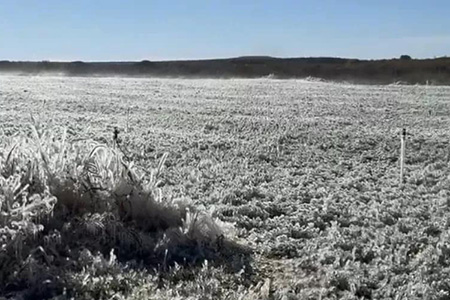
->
[[1, 0, 449, 61]]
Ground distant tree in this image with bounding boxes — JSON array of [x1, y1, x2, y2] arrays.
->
[[41, 60, 52, 70], [400, 55, 412, 60]]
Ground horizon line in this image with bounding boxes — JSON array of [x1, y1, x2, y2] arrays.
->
[[1, 55, 449, 63]]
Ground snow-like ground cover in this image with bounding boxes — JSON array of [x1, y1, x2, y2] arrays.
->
[[2, 75, 450, 299]]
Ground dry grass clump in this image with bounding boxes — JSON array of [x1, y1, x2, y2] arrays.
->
[[0, 123, 248, 299]]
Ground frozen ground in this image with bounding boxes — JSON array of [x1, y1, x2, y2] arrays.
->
[[2, 75, 450, 298]]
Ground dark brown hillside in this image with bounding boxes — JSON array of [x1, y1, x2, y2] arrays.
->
[[1, 56, 449, 84]]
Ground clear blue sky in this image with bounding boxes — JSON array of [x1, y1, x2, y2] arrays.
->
[[1, 0, 449, 61]]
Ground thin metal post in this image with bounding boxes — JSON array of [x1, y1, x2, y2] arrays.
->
[[400, 128, 406, 184]]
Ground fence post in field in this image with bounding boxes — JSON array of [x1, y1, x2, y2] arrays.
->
[[400, 128, 406, 184]]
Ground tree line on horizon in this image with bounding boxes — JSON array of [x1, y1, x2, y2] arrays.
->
[[0, 55, 449, 84]]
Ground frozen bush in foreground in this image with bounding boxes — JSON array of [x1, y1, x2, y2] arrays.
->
[[0, 124, 248, 299]]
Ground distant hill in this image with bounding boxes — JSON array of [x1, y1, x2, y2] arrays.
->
[[1, 56, 450, 85]]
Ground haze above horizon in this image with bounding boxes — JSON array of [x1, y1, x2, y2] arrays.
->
[[1, 0, 449, 62]]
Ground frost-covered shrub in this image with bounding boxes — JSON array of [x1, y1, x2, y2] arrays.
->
[[0, 124, 245, 299]]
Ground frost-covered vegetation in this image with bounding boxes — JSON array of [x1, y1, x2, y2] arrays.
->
[[2, 76, 450, 299], [0, 121, 252, 299]]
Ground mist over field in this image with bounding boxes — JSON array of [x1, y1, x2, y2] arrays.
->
[[1, 56, 450, 85]]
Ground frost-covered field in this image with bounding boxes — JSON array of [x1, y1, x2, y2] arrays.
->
[[2, 75, 450, 299]]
